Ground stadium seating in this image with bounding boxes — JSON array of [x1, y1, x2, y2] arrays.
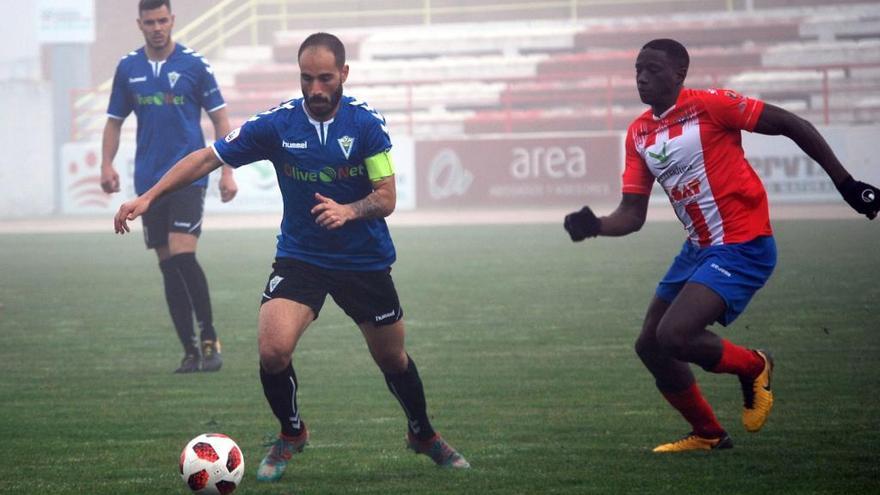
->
[[572, 17, 803, 50], [90, 2, 880, 140]]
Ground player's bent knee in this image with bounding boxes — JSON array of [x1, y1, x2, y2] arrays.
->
[[259, 352, 291, 374], [374, 352, 408, 374], [366, 343, 407, 374], [257, 338, 293, 373], [654, 326, 690, 360], [634, 333, 657, 360]]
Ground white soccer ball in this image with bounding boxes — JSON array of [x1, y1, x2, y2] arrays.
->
[[179, 433, 244, 494]]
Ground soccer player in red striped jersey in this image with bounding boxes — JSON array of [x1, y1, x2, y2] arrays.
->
[[564, 39, 879, 452]]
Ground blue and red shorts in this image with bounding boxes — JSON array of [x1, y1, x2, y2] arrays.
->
[[655, 235, 777, 326]]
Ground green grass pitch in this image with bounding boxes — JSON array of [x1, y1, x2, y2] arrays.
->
[[1, 219, 878, 494]]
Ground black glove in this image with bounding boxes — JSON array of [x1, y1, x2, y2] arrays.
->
[[564, 206, 601, 242], [837, 176, 880, 220]]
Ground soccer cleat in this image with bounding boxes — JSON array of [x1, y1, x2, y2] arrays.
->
[[740, 350, 774, 432], [174, 352, 201, 374], [256, 426, 309, 482], [200, 340, 223, 372], [406, 432, 470, 469], [652, 432, 733, 452]]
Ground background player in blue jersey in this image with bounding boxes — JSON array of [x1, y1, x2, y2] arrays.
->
[[113, 32, 469, 480], [101, 0, 238, 373]]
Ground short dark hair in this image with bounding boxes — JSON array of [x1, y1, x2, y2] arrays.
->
[[139, 0, 170, 14], [298, 32, 346, 68], [642, 38, 689, 72]]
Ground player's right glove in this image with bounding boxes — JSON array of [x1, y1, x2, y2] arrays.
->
[[564, 206, 601, 242], [836, 176, 880, 220]]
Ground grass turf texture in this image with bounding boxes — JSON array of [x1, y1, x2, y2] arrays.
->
[[0, 219, 877, 494]]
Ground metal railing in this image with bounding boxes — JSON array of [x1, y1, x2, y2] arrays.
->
[[73, 63, 880, 145], [69, 0, 782, 140]]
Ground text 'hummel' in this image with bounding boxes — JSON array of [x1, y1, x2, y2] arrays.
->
[[375, 310, 396, 322]]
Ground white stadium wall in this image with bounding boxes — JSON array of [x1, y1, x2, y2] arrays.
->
[[413, 126, 880, 209], [413, 132, 623, 209], [53, 126, 878, 217], [0, 81, 55, 218], [59, 141, 288, 215], [0, 2, 54, 218], [743, 126, 879, 203], [58, 135, 417, 216]]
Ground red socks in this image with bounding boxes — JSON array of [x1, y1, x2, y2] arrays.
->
[[711, 339, 764, 379], [661, 382, 725, 438], [659, 340, 765, 437]]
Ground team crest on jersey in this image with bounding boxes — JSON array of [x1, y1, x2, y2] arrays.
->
[[269, 275, 284, 293], [168, 71, 180, 88], [337, 136, 355, 159]]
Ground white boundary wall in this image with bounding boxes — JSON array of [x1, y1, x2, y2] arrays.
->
[[35, 125, 880, 219], [0, 81, 54, 218], [57, 136, 416, 216], [743, 126, 878, 202]]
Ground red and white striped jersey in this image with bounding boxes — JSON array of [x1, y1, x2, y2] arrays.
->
[[623, 87, 772, 247]]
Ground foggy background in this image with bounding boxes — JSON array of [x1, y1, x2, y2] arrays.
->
[[2, 0, 879, 221]]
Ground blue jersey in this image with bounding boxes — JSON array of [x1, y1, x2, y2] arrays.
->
[[212, 96, 396, 271], [107, 44, 225, 194]]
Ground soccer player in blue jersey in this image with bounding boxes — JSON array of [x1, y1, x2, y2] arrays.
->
[[113, 32, 469, 480], [101, 0, 237, 373]]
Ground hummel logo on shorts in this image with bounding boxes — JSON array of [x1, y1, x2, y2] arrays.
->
[[374, 308, 400, 323]]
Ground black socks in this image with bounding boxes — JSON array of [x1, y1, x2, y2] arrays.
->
[[259, 355, 436, 441], [384, 355, 436, 441], [158, 252, 216, 353], [260, 363, 304, 437]]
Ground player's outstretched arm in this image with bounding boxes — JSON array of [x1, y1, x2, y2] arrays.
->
[[218, 166, 238, 203], [114, 147, 224, 234], [207, 107, 238, 203], [100, 118, 124, 194], [564, 193, 648, 242], [311, 175, 396, 230], [754, 104, 879, 219]]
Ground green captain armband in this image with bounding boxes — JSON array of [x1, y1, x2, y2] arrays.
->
[[364, 150, 395, 181]]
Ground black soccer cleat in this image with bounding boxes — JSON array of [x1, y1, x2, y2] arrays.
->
[[200, 340, 223, 372], [174, 352, 201, 374]]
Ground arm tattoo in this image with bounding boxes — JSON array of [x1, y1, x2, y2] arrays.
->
[[350, 192, 386, 219]]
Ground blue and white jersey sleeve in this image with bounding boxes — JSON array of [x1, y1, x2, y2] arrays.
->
[[197, 59, 225, 113], [107, 61, 133, 120], [212, 115, 275, 168], [358, 104, 393, 158]]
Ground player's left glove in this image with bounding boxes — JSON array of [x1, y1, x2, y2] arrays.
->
[[564, 206, 601, 242], [836, 176, 880, 220]]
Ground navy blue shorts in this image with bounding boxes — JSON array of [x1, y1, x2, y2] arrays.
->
[[141, 185, 205, 249], [260, 257, 403, 327], [656, 236, 777, 326]]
